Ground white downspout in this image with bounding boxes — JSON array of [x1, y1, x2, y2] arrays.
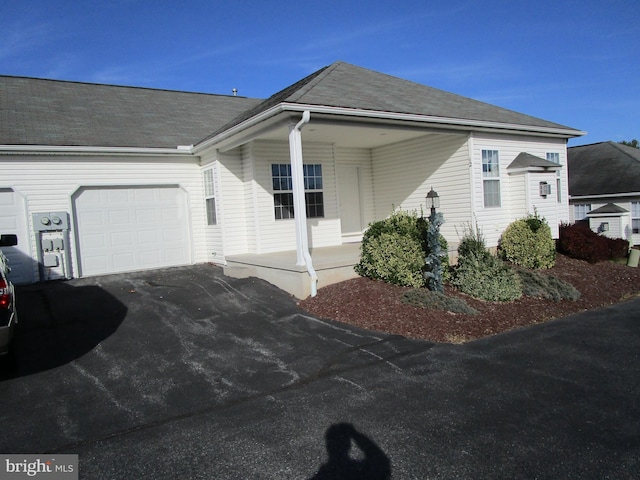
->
[[289, 110, 318, 297]]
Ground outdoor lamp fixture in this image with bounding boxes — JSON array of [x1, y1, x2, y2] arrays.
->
[[426, 187, 440, 216]]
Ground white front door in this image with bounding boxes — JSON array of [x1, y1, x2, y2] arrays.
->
[[337, 166, 363, 238]]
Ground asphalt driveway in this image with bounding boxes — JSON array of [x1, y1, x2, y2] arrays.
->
[[1, 264, 639, 479]]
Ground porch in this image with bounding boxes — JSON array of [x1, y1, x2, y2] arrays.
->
[[223, 243, 362, 299]]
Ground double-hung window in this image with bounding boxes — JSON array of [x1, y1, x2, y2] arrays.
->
[[632, 201, 640, 234], [546, 152, 561, 202], [203, 168, 217, 225], [482, 150, 501, 207], [574, 204, 591, 221], [272, 163, 324, 220]]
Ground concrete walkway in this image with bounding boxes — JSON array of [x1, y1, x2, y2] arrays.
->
[[1, 264, 638, 479]]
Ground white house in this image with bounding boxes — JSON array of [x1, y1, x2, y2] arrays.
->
[[0, 61, 584, 298], [568, 141, 640, 246]]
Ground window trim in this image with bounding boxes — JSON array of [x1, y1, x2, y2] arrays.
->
[[482, 149, 501, 208], [203, 167, 217, 226], [632, 201, 640, 234], [546, 152, 562, 203], [271, 163, 325, 220]]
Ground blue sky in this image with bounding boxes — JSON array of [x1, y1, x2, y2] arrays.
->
[[1, 0, 638, 146]]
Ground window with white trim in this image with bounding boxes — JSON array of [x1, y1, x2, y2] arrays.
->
[[546, 152, 561, 202], [482, 150, 501, 207], [632, 201, 640, 234], [271, 163, 324, 220], [203, 168, 217, 225], [574, 203, 591, 221]]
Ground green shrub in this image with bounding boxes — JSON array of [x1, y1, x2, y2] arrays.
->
[[452, 225, 523, 302], [516, 269, 580, 302], [355, 210, 450, 288], [499, 212, 556, 269], [402, 289, 478, 314], [357, 231, 425, 287]]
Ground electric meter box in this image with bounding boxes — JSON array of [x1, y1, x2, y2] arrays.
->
[[33, 212, 70, 231]]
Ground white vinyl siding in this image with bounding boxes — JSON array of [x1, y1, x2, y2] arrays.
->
[[472, 133, 569, 246], [371, 133, 470, 250], [247, 140, 340, 253], [0, 154, 204, 280]]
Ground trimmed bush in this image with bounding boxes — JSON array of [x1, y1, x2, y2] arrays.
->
[[355, 210, 450, 288], [516, 269, 580, 302], [452, 226, 523, 302], [358, 231, 425, 287], [558, 222, 629, 263], [402, 289, 478, 315], [499, 213, 556, 269]]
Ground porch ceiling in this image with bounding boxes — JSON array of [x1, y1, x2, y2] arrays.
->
[[258, 118, 438, 149]]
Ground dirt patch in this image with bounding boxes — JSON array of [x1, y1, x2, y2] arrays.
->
[[299, 254, 640, 343]]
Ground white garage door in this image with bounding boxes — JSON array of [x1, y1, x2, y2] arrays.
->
[[0, 188, 32, 284], [75, 186, 191, 276]]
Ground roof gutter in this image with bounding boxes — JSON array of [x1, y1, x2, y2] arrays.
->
[[280, 103, 586, 138], [570, 192, 640, 200], [193, 103, 585, 152], [0, 145, 195, 156]]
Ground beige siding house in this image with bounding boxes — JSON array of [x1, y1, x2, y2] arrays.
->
[[1, 62, 584, 298]]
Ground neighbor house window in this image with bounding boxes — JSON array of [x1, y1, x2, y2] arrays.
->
[[547, 152, 561, 202], [482, 150, 501, 207], [632, 201, 640, 234], [203, 168, 217, 225], [574, 203, 591, 221], [272, 163, 324, 219]]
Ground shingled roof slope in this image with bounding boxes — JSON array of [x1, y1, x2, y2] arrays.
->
[[0, 76, 261, 148], [205, 61, 580, 141], [568, 141, 640, 196]]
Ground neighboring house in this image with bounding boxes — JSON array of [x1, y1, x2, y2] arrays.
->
[[568, 141, 640, 246], [0, 61, 584, 298]]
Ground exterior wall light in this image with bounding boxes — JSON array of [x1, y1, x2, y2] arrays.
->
[[426, 187, 440, 216]]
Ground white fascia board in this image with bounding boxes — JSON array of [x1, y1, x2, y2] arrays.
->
[[282, 103, 586, 138], [0, 145, 195, 156], [193, 102, 585, 153]]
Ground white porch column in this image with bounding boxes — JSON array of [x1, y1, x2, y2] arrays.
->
[[288, 111, 311, 265]]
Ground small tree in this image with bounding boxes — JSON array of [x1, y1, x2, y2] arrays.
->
[[424, 211, 445, 293]]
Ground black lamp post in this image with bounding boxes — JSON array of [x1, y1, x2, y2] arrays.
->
[[426, 187, 440, 218]]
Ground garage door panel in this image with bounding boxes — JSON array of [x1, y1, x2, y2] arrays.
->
[[0, 189, 32, 284], [75, 186, 191, 276]]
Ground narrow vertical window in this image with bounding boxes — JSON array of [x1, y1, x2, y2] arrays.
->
[[632, 201, 640, 234], [203, 168, 217, 225], [546, 152, 561, 202], [482, 150, 501, 207]]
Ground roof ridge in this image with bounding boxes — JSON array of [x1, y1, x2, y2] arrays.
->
[[285, 61, 345, 102], [0, 74, 257, 99], [609, 141, 640, 162]]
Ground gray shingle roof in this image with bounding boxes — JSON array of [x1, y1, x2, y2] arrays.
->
[[568, 141, 640, 196], [0, 76, 261, 148], [205, 61, 581, 141], [508, 152, 559, 170], [589, 203, 629, 215]]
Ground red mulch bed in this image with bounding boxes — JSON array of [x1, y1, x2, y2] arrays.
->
[[299, 254, 640, 343]]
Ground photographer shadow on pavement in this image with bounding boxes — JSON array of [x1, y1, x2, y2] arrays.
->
[[309, 423, 391, 480]]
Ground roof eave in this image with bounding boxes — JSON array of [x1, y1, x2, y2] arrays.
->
[[0, 145, 195, 156], [195, 102, 585, 152]]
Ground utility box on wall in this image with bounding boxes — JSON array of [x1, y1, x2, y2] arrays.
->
[[33, 212, 72, 281]]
